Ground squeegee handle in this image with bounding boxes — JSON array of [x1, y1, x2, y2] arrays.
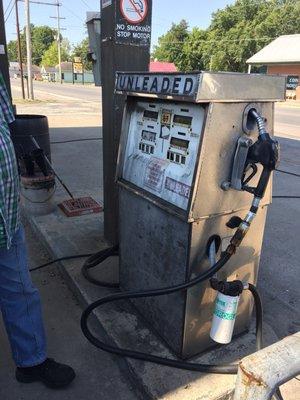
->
[[30, 136, 74, 199]]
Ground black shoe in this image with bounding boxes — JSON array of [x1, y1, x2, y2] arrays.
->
[[16, 358, 75, 389]]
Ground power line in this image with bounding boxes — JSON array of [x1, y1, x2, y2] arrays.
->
[[4, 0, 16, 22], [79, 0, 91, 10], [61, 3, 82, 22], [4, 0, 13, 15], [154, 37, 276, 45]]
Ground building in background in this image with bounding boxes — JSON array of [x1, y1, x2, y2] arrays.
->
[[149, 61, 177, 72], [40, 66, 56, 82], [247, 34, 300, 99], [40, 62, 94, 84], [57, 61, 73, 82], [9, 62, 21, 78], [10, 62, 41, 80]]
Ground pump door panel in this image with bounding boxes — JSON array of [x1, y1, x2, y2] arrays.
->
[[122, 101, 205, 210]]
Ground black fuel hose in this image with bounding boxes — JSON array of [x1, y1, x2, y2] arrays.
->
[[81, 245, 119, 288], [80, 254, 285, 400], [29, 253, 93, 272], [248, 283, 263, 351], [29, 246, 119, 286], [81, 251, 249, 375]]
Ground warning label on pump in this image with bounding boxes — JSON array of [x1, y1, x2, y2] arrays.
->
[[116, 0, 152, 46], [144, 158, 167, 192]]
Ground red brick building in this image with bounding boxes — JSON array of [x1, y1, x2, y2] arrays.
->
[[247, 34, 300, 92], [149, 61, 177, 72]]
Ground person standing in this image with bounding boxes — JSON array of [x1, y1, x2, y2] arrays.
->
[[0, 71, 75, 388]]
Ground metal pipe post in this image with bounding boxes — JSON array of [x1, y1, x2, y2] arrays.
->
[[56, 0, 62, 84], [15, 0, 25, 99], [24, 0, 34, 99], [233, 332, 300, 400]]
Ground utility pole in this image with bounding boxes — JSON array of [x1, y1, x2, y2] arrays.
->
[[56, 1, 61, 83], [0, 0, 12, 100], [50, 2, 65, 84], [24, 0, 34, 99], [15, 0, 25, 99]]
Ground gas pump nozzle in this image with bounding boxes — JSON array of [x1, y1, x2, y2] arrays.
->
[[222, 109, 280, 199], [221, 109, 280, 255], [244, 109, 280, 198]]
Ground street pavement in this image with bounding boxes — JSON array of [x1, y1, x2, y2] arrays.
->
[[11, 79, 101, 102], [275, 105, 300, 139]]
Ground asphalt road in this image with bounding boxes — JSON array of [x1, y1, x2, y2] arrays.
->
[[11, 79, 102, 102], [275, 106, 300, 139]]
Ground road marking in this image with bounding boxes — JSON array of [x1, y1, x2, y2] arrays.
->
[[12, 84, 99, 103], [34, 89, 98, 103]]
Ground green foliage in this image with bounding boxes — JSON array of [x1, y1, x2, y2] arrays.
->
[[31, 25, 56, 65], [153, 0, 300, 72], [72, 38, 92, 71], [41, 39, 70, 67], [7, 40, 18, 62], [8, 24, 56, 65], [7, 30, 26, 63], [152, 20, 189, 67], [180, 28, 208, 71], [7, 24, 57, 65]]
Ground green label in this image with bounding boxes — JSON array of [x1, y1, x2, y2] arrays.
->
[[214, 308, 236, 320]]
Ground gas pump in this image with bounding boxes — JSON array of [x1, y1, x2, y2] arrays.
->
[[81, 72, 285, 376]]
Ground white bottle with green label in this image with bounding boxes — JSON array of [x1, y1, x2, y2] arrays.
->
[[210, 292, 240, 344]]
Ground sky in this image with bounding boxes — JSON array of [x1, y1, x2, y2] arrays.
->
[[3, 0, 235, 49]]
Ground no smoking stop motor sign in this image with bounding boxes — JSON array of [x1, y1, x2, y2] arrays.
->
[[120, 0, 148, 24], [116, 0, 151, 46]]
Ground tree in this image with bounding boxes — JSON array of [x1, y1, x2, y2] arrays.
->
[[180, 28, 208, 71], [153, 0, 300, 72], [7, 25, 56, 65], [72, 38, 92, 71], [7, 32, 26, 63], [7, 40, 18, 62], [31, 25, 56, 65], [41, 39, 70, 67], [152, 20, 189, 67]]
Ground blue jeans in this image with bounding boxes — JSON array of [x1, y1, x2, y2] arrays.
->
[[0, 226, 47, 367]]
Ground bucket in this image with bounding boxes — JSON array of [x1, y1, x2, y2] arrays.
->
[[21, 174, 56, 216]]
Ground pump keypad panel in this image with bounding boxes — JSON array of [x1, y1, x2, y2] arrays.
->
[[122, 101, 205, 210]]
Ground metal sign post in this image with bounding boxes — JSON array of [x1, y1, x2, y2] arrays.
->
[[101, 0, 152, 245], [73, 57, 84, 84]]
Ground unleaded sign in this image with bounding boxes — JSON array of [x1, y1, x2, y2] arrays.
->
[[115, 0, 152, 46], [116, 73, 199, 98]]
